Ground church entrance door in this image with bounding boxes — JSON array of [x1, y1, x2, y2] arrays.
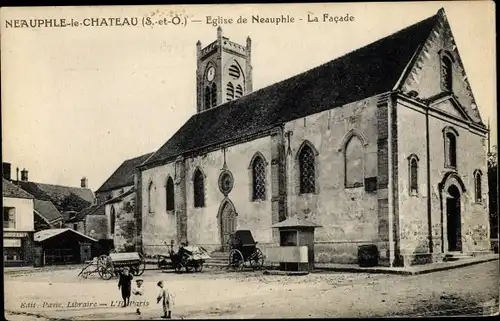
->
[[446, 185, 462, 252], [219, 200, 237, 252]]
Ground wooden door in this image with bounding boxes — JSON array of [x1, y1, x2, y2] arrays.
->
[[220, 201, 236, 251]]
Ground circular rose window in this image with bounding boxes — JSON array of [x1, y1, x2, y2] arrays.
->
[[218, 171, 234, 196]]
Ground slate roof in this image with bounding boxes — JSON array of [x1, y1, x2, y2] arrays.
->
[[34, 199, 63, 223], [34, 228, 97, 243], [96, 153, 154, 193], [16, 181, 94, 213], [67, 203, 106, 223], [143, 11, 440, 167], [68, 187, 135, 223], [2, 178, 34, 199]]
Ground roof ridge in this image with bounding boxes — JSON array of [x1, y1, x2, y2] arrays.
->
[[144, 10, 441, 167], [189, 11, 440, 118]]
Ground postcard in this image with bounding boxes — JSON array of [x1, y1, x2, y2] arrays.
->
[[2, 2, 498, 319]]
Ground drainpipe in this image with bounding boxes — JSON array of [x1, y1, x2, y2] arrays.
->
[[388, 94, 395, 267], [285, 130, 294, 219], [426, 105, 433, 256]]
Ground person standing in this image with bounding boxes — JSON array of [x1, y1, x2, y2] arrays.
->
[[118, 267, 134, 307], [132, 279, 145, 315], [156, 280, 174, 319]]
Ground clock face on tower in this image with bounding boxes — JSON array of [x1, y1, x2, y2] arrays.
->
[[206, 66, 215, 82]]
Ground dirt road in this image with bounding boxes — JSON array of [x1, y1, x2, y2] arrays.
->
[[4, 260, 499, 320]]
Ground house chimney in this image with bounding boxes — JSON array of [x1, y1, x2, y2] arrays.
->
[[2, 162, 11, 180], [81, 176, 88, 188], [16, 167, 20, 182], [21, 168, 28, 182]]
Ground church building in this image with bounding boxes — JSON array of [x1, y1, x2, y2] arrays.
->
[[136, 8, 491, 267]]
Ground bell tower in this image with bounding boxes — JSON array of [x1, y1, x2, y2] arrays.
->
[[196, 27, 253, 113]]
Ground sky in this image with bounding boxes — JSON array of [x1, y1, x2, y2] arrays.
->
[[1, 2, 496, 191]]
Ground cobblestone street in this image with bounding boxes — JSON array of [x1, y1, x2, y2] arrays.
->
[[4, 260, 499, 319]]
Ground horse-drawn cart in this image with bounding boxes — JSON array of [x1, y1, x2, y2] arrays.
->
[[227, 230, 265, 271], [79, 252, 145, 280], [157, 242, 210, 273]]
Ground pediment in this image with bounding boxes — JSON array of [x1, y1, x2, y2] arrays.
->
[[429, 95, 472, 122]]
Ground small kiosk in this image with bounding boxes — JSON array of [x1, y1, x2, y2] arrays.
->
[[270, 216, 322, 272]]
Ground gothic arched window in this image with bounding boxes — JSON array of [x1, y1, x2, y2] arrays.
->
[[474, 170, 482, 203], [148, 181, 155, 213], [211, 83, 217, 108], [110, 205, 116, 235], [235, 84, 243, 99], [193, 169, 205, 208], [345, 136, 364, 188], [299, 144, 316, 194], [204, 86, 211, 110], [166, 176, 175, 211], [252, 155, 266, 201], [408, 155, 419, 195], [441, 55, 453, 91], [226, 82, 234, 101], [445, 132, 457, 168]]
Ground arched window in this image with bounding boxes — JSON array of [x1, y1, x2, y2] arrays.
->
[[204, 86, 211, 110], [252, 155, 266, 201], [441, 55, 453, 91], [446, 132, 457, 168], [345, 136, 364, 188], [235, 84, 243, 99], [148, 181, 155, 213], [166, 176, 175, 211], [299, 144, 316, 194], [408, 155, 419, 195], [229, 64, 241, 79], [226, 82, 234, 101], [193, 169, 205, 208], [211, 83, 217, 108], [474, 170, 482, 203], [110, 205, 116, 235]]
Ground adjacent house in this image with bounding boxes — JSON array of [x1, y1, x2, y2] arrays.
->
[[95, 153, 153, 204], [34, 199, 64, 231], [13, 168, 95, 222], [3, 178, 35, 267]]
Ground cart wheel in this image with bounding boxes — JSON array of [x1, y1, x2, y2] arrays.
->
[[185, 266, 193, 273], [250, 248, 265, 270], [194, 264, 203, 272], [132, 261, 146, 276], [99, 267, 114, 280], [228, 249, 244, 271], [174, 264, 183, 273]]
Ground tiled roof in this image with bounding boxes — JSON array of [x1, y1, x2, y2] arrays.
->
[[96, 153, 153, 193], [34, 199, 63, 223], [17, 181, 94, 213], [2, 178, 34, 199], [143, 11, 440, 167]]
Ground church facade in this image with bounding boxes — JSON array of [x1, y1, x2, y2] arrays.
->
[[136, 8, 491, 267]]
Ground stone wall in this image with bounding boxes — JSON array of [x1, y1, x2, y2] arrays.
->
[[395, 11, 490, 265], [106, 194, 137, 252], [141, 135, 275, 255], [284, 95, 382, 263]]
